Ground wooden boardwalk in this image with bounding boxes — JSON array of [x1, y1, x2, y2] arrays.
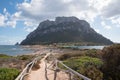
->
[[27, 53, 69, 80], [16, 52, 91, 80]]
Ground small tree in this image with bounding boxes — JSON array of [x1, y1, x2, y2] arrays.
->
[[102, 44, 120, 80]]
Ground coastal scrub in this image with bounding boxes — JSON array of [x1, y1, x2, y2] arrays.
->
[[0, 68, 20, 80]]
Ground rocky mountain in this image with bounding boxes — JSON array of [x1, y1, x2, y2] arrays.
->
[[21, 16, 113, 45]]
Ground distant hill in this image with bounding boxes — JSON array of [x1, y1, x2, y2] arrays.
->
[[21, 16, 113, 45]]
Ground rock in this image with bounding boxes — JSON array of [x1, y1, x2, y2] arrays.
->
[[15, 42, 19, 45], [21, 16, 113, 45]]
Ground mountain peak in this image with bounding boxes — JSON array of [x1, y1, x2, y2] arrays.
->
[[21, 16, 113, 45], [55, 16, 80, 23]]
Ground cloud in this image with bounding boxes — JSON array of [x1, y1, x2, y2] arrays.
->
[[0, 14, 5, 26], [101, 0, 120, 18], [24, 21, 38, 32], [6, 20, 16, 28], [16, 0, 98, 22], [14, 0, 101, 31], [0, 0, 120, 31], [101, 21, 112, 29], [0, 8, 17, 28], [0, 35, 24, 45], [24, 26, 37, 32], [110, 16, 120, 26], [16, 0, 119, 27], [94, 29, 100, 33]]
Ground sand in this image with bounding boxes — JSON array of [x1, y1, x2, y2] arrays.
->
[[27, 53, 69, 80]]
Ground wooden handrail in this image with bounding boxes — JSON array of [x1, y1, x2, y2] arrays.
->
[[46, 53, 91, 80], [16, 52, 91, 80], [58, 60, 91, 80], [15, 56, 42, 80]]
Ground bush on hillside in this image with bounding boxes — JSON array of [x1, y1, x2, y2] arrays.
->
[[0, 68, 20, 80], [102, 44, 120, 80], [85, 49, 102, 58], [0, 54, 12, 58], [17, 55, 34, 60], [63, 56, 103, 80]]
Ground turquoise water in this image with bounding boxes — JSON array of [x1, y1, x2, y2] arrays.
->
[[0, 45, 34, 56], [64, 46, 105, 50]]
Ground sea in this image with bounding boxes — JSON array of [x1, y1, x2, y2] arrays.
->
[[0, 45, 105, 56], [63, 45, 105, 50], [0, 45, 34, 56]]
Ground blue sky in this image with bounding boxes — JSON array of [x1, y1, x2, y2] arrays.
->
[[0, 0, 120, 45]]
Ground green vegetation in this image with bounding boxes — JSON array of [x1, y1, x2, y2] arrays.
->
[[0, 54, 12, 58], [0, 54, 36, 80], [17, 55, 35, 60], [64, 56, 103, 68], [63, 56, 103, 80], [0, 68, 20, 80], [102, 44, 120, 80], [0, 54, 36, 73], [85, 49, 102, 58], [57, 49, 101, 60], [58, 44, 120, 80]]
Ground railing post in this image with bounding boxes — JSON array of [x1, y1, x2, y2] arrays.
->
[[54, 60, 58, 80], [58, 60, 91, 80], [68, 72, 72, 80]]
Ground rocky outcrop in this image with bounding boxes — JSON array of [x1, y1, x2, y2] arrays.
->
[[21, 16, 113, 45]]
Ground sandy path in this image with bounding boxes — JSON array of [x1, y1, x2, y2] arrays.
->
[[27, 53, 69, 80]]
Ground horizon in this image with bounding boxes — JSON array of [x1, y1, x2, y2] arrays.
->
[[0, 0, 120, 45]]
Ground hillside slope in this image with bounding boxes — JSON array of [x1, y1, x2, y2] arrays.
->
[[21, 17, 113, 45]]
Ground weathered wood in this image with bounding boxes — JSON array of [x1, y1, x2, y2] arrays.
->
[[15, 55, 42, 80], [54, 60, 58, 80], [16, 52, 91, 80], [58, 60, 91, 80], [45, 60, 49, 80]]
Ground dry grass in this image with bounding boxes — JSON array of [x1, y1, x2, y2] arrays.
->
[[0, 54, 36, 71]]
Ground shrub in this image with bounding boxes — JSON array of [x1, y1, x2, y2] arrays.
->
[[102, 44, 120, 80], [58, 53, 71, 60], [85, 49, 100, 58], [63, 56, 103, 80], [0, 68, 20, 80], [0, 54, 12, 58], [17, 55, 34, 60]]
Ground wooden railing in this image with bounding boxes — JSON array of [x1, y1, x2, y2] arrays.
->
[[46, 53, 91, 80], [58, 60, 91, 80], [15, 56, 41, 80], [16, 52, 91, 80]]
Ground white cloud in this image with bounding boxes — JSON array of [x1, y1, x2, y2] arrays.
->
[[16, 0, 99, 23], [0, 14, 5, 26], [24, 21, 37, 26], [24, 26, 37, 32], [15, 0, 119, 28], [0, 0, 120, 31], [101, 21, 106, 26], [0, 35, 24, 45], [0, 8, 17, 28], [23, 21, 38, 32], [101, 21, 112, 29], [105, 25, 112, 29], [7, 20, 16, 28], [92, 0, 111, 11], [101, 0, 120, 18], [111, 16, 120, 25], [3, 8, 7, 13], [94, 29, 100, 33]]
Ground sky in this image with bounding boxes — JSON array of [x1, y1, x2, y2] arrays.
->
[[0, 0, 120, 45]]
